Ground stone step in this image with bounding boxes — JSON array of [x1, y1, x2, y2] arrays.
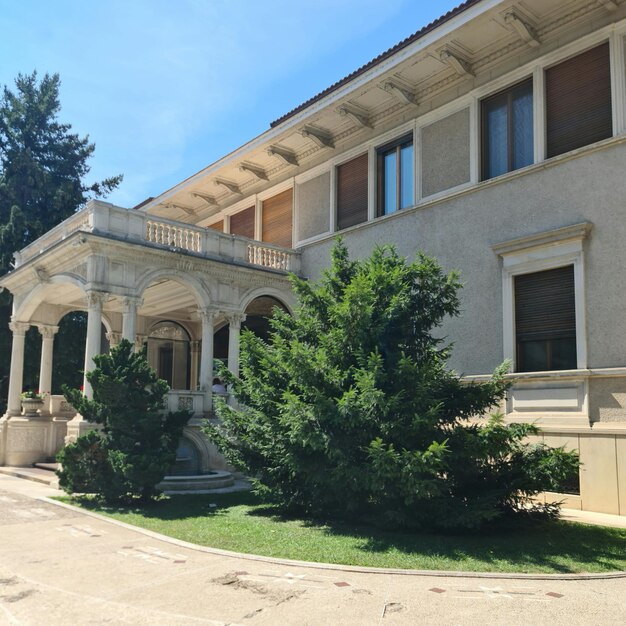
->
[[34, 462, 59, 472], [0, 466, 59, 488]]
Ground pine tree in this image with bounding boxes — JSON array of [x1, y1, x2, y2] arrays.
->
[[0, 71, 122, 411], [58, 340, 190, 503], [207, 240, 579, 530]]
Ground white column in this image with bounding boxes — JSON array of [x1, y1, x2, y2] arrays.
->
[[190, 340, 200, 390], [122, 296, 143, 346], [199, 309, 217, 412], [83, 291, 107, 398], [6, 321, 30, 416], [227, 312, 246, 378], [36, 324, 59, 408]]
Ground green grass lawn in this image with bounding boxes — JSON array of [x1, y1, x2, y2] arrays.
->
[[62, 491, 626, 574]]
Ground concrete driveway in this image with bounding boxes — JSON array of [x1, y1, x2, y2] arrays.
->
[[0, 473, 624, 626]]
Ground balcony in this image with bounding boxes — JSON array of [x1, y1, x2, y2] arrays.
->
[[13, 200, 301, 275]]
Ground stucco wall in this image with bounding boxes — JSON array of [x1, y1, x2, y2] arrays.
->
[[589, 377, 626, 423], [421, 108, 471, 198], [300, 141, 626, 384], [297, 172, 330, 242]]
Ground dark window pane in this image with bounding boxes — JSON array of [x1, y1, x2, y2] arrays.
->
[[551, 337, 577, 370], [384, 151, 397, 214], [485, 98, 508, 178], [400, 144, 413, 209], [512, 84, 534, 169], [519, 340, 548, 372]]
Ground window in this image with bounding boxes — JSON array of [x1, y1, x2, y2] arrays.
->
[[230, 206, 255, 239], [514, 265, 577, 372], [545, 43, 612, 159], [481, 78, 533, 181], [262, 188, 293, 248], [377, 134, 413, 215], [336, 153, 368, 230]]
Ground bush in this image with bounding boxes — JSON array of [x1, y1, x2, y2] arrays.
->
[[57, 340, 190, 503], [206, 240, 579, 530]]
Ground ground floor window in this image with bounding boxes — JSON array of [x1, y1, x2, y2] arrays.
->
[[514, 265, 576, 372]]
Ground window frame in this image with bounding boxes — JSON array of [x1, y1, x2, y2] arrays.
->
[[480, 77, 534, 181], [376, 133, 414, 216], [493, 224, 590, 374]]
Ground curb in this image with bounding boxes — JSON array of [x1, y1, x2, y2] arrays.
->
[[40, 496, 626, 581]]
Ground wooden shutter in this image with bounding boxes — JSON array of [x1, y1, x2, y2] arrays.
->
[[515, 266, 576, 342], [207, 220, 223, 232], [546, 43, 612, 158], [230, 206, 255, 239], [262, 189, 293, 248], [337, 153, 368, 230]]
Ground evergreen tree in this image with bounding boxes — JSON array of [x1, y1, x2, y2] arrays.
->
[[58, 340, 190, 503], [207, 240, 579, 530], [0, 71, 122, 412]]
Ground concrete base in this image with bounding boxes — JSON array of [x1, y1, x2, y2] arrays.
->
[[1, 414, 56, 466], [157, 470, 234, 493]]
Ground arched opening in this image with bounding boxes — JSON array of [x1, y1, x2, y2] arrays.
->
[[146, 321, 191, 390], [51, 311, 109, 394], [213, 295, 289, 369]]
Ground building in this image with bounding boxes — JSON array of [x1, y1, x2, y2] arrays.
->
[[2, 0, 626, 514]]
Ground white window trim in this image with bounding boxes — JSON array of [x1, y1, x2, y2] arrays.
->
[[493, 223, 592, 374]]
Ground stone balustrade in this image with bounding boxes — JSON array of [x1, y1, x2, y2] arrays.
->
[[14, 200, 301, 274]]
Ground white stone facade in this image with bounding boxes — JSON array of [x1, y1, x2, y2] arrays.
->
[[2, 0, 626, 514]]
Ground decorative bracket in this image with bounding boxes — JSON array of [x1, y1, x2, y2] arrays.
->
[[214, 178, 242, 195], [504, 10, 540, 48], [337, 103, 373, 128], [598, 0, 618, 10], [381, 78, 418, 105], [300, 125, 335, 149], [439, 48, 474, 77], [267, 145, 299, 166], [191, 192, 219, 207], [164, 201, 195, 216], [239, 162, 269, 181]]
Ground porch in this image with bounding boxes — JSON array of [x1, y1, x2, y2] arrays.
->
[[0, 200, 298, 468]]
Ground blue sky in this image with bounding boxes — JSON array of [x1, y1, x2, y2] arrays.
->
[[1, 1, 459, 207]]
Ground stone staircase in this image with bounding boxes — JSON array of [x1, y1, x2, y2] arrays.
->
[[0, 463, 60, 488]]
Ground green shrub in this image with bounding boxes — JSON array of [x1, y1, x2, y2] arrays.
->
[[207, 240, 579, 530], [57, 340, 190, 503]]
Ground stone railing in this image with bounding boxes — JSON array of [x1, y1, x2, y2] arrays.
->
[[247, 242, 295, 271], [165, 390, 205, 416], [14, 200, 301, 274]]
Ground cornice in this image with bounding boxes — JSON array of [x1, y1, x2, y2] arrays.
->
[[492, 223, 593, 257]]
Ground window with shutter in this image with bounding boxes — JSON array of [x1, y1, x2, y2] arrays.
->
[[207, 220, 223, 232], [336, 153, 368, 230], [545, 43, 612, 159], [262, 188, 293, 248], [514, 265, 576, 372], [230, 206, 255, 239]]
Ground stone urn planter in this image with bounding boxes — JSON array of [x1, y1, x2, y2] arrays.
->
[[21, 398, 44, 417]]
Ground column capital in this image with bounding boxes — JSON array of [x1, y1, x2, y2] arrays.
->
[[122, 295, 143, 313], [85, 290, 109, 310], [106, 331, 122, 346], [198, 307, 220, 324], [9, 320, 30, 336], [135, 334, 148, 349], [36, 324, 59, 339], [225, 312, 246, 330]]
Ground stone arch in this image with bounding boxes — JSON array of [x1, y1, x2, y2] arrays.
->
[[238, 286, 295, 315], [180, 425, 213, 473], [13, 273, 87, 322], [135, 268, 212, 309]]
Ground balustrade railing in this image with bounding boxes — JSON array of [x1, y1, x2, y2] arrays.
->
[[14, 200, 300, 273]]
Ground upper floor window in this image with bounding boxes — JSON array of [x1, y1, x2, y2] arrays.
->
[[514, 265, 577, 372], [336, 153, 368, 231], [481, 78, 533, 181], [545, 42, 612, 159], [377, 134, 413, 215]]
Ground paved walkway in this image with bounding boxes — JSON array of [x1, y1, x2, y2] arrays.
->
[[0, 474, 624, 626]]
